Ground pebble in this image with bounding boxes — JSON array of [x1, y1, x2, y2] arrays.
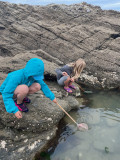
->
[[46, 136, 50, 140], [0, 141, 6, 148]]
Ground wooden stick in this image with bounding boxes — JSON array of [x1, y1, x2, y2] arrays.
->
[[74, 82, 85, 92], [57, 103, 88, 130], [57, 103, 78, 125]]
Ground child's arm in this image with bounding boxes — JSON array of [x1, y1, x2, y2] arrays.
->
[[52, 97, 57, 103], [62, 72, 68, 76], [2, 78, 20, 114], [37, 79, 55, 101], [56, 65, 70, 80], [70, 77, 75, 82], [15, 111, 22, 119]]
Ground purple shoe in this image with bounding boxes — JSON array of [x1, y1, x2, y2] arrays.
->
[[69, 85, 76, 90], [23, 97, 31, 103], [15, 102, 29, 112]]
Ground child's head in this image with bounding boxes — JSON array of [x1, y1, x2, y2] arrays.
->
[[68, 58, 86, 79]]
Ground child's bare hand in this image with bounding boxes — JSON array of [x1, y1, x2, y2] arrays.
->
[[62, 72, 68, 76], [70, 77, 74, 82], [15, 111, 22, 119], [53, 98, 57, 103]]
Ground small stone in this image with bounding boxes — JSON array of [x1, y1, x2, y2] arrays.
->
[[78, 152, 83, 159], [46, 136, 50, 140], [105, 146, 109, 153], [24, 139, 28, 143], [0, 141, 6, 148], [48, 118, 52, 121]]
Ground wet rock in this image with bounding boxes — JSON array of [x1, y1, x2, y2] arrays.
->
[[106, 118, 117, 127], [93, 127, 119, 153], [87, 111, 100, 124], [93, 141, 114, 153]]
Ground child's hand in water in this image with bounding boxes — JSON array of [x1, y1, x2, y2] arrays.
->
[[62, 72, 68, 76], [15, 111, 22, 119]]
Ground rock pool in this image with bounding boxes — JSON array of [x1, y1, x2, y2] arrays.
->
[[42, 90, 120, 160]]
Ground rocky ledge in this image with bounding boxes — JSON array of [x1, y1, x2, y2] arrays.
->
[[0, 1, 120, 89], [0, 52, 81, 160]]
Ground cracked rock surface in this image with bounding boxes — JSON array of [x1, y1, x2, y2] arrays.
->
[[0, 1, 120, 89]]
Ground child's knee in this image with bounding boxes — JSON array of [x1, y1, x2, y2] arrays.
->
[[20, 85, 29, 95], [23, 85, 29, 94], [34, 83, 41, 91], [14, 85, 29, 95], [65, 76, 71, 82], [29, 83, 41, 93]]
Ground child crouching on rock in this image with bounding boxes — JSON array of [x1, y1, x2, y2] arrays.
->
[[0, 58, 57, 119], [55, 58, 86, 93]]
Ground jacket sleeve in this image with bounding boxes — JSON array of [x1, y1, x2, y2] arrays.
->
[[0, 76, 8, 93], [37, 79, 55, 101], [2, 77, 19, 114]]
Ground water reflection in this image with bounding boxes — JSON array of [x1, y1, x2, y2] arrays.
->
[[49, 91, 120, 160]]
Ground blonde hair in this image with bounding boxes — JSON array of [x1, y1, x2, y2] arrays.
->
[[68, 58, 86, 80]]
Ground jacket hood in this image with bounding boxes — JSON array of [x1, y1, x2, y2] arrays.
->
[[24, 58, 44, 78]]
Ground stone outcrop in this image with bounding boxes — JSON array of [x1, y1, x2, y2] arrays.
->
[[0, 52, 80, 160], [0, 1, 120, 159], [0, 1, 120, 89]]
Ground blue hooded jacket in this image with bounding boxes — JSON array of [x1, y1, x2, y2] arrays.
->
[[0, 58, 55, 114]]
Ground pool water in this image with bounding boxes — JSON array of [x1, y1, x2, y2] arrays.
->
[[48, 90, 120, 160]]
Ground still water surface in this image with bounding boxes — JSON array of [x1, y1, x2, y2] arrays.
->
[[49, 91, 120, 160]]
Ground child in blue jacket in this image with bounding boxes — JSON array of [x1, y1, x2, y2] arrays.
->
[[0, 58, 57, 119]]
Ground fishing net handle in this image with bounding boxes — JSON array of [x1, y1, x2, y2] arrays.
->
[[56, 103, 78, 125]]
